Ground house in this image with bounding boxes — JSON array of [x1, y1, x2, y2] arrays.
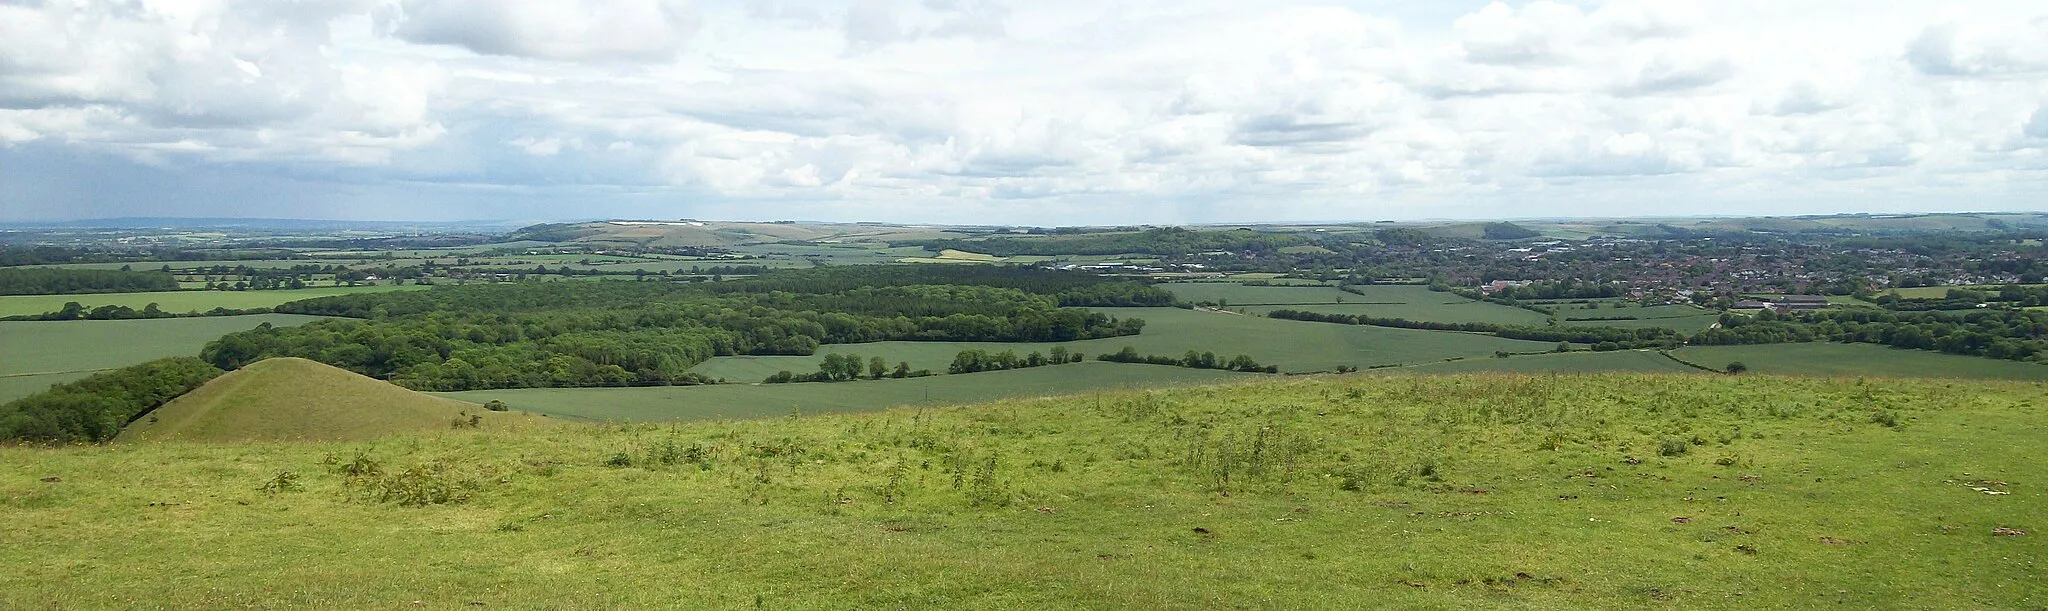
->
[[1732, 300, 1771, 310]]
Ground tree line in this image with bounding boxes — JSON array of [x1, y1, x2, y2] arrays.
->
[[1692, 308, 2048, 362], [1098, 346, 1280, 373], [0, 267, 178, 295], [1263, 309, 1685, 349], [0, 357, 224, 443]]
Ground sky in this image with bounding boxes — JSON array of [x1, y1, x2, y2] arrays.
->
[[2, 0, 2047, 225]]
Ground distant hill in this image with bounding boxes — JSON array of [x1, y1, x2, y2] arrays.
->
[[117, 358, 549, 443], [508, 220, 965, 247]]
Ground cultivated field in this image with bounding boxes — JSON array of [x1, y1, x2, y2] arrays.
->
[[4, 374, 2042, 607], [1671, 343, 2048, 380], [0, 285, 427, 317], [447, 361, 1256, 421], [1377, 349, 1702, 375], [688, 307, 1559, 378], [0, 315, 330, 402]]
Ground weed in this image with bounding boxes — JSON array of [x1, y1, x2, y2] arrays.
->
[[1658, 438, 1690, 457], [258, 470, 301, 495], [348, 461, 485, 507], [1869, 410, 1903, 429]]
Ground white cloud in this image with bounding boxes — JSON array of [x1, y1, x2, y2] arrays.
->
[[4, 0, 2048, 223]]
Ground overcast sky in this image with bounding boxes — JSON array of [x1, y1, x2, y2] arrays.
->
[[3, 0, 2047, 225]]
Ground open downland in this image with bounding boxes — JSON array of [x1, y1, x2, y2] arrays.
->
[[0, 285, 426, 317], [443, 361, 1258, 422], [0, 314, 331, 403], [688, 307, 1560, 379], [1672, 343, 2048, 380], [119, 358, 552, 443], [2, 374, 2042, 607]]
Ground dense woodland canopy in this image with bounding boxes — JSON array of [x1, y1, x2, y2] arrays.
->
[[204, 266, 1166, 391], [0, 268, 178, 295]]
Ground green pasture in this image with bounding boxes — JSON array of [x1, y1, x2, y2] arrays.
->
[[690, 307, 1558, 378], [9, 374, 2042, 607], [1670, 343, 2048, 380], [446, 361, 1256, 421], [0, 285, 428, 317]]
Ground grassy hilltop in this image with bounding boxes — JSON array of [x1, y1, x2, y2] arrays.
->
[[118, 358, 551, 443], [2, 372, 2043, 608]]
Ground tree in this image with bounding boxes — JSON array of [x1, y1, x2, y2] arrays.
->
[[891, 361, 911, 378], [868, 356, 887, 380], [1048, 346, 1069, 364], [1725, 361, 1748, 374]]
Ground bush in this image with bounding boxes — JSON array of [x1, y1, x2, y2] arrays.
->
[[483, 400, 508, 412], [1658, 438, 1690, 457], [1725, 361, 1748, 374]]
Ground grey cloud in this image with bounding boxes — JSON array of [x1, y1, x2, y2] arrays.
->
[[2026, 108, 2048, 139], [1618, 56, 1731, 96], [381, 0, 700, 62], [1904, 23, 2048, 76], [1230, 114, 1370, 149], [1762, 82, 1845, 116], [842, 0, 1008, 54]]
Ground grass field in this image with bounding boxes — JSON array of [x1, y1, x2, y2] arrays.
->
[[0, 285, 427, 317], [1670, 343, 2048, 380], [1378, 349, 1703, 375], [688, 307, 1559, 378], [5, 373, 2043, 607], [0, 314, 330, 403], [446, 361, 1257, 421]]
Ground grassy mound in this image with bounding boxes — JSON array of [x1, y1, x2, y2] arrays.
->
[[4, 373, 2042, 607], [116, 358, 548, 443]]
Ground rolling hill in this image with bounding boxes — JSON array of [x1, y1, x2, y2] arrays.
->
[[116, 357, 549, 443]]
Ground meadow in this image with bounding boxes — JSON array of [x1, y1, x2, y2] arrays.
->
[[0, 285, 427, 317], [686, 307, 1559, 379], [444, 361, 1256, 422], [0, 315, 330, 402], [4, 373, 2041, 607]]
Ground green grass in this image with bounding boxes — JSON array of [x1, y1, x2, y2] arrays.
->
[[0, 315, 330, 402], [0, 285, 427, 317], [1671, 343, 2048, 380], [444, 361, 1257, 421], [688, 307, 1559, 378], [119, 358, 550, 443], [4, 373, 2044, 607]]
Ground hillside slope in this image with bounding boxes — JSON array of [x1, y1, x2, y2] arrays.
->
[[7, 373, 2043, 607], [117, 358, 548, 443]]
